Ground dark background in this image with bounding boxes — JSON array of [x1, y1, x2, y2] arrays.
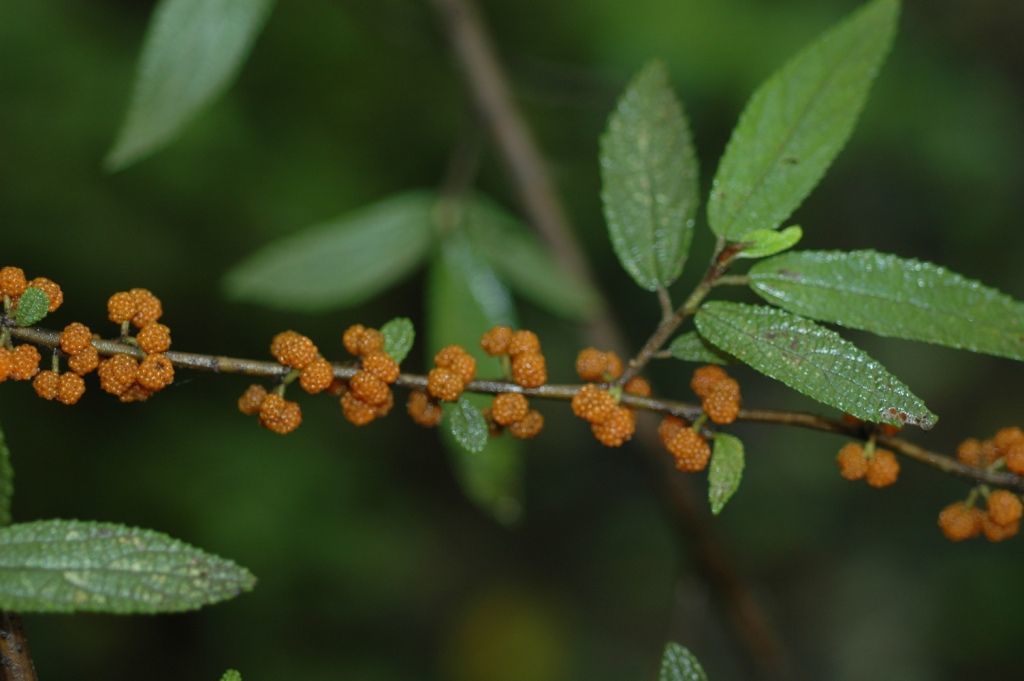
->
[[1, 1, 1023, 679]]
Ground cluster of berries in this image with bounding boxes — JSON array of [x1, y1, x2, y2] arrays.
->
[[938, 490, 1022, 543], [98, 289, 173, 402], [340, 325, 399, 426], [835, 442, 899, 487], [1, 267, 59, 390], [956, 426, 1024, 475], [570, 347, 647, 447], [690, 365, 740, 425], [480, 326, 547, 388], [486, 392, 544, 439], [426, 344, 477, 402]]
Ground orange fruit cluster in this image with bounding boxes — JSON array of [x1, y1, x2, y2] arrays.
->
[[957, 427, 1024, 474], [659, 415, 710, 472], [938, 490, 1022, 543], [0, 266, 63, 313], [690, 365, 741, 425], [97, 289, 173, 403], [484, 392, 544, 439], [835, 442, 899, 488], [340, 325, 400, 426], [427, 345, 476, 402], [481, 326, 547, 388]]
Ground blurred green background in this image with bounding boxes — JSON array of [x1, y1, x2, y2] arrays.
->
[[2, 1, 1023, 679]]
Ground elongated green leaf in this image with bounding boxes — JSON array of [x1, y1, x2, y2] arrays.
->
[[735, 226, 803, 259], [0, 424, 12, 527], [224, 192, 436, 311], [695, 302, 935, 428], [428, 236, 522, 525], [14, 287, 49, 327], [464, 195, 601, 320], [659, 642, 708, 681], [447, 397, 488, 454], [708, 0, 899, 240], [107, 0, 275, 170], [381, 317, 415, 364], [669, 331, 731, 365], [220, 670, 242, 681], [0, 520, 255, 614], [708, 434, 744, 515], [750, 250, 1024, 362], [600, 60, 700, 291]]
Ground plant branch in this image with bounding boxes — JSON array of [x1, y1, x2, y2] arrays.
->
[[0, 612, 37, 681]]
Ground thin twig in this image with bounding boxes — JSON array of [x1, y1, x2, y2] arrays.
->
[[0, 612, 37, 681]]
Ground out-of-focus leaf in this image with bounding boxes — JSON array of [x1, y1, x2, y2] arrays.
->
[[695, 302, 935, 428], [0, 424, 12, 527], [223, 192, 436, 311], [750, 250, 1024, 361], [427, 235, 522, 525], [708, 434, 744, 515], [659, 642, 709, 681], [220, 670, 242, 681], [14, 287, 49, 327], [600, 60, 700, 291], [707, 0, 899, 240], [463, 195, 601, 321], [668, 331, 731, 365], [0, 520, 256, 614], [106, 0, 275, 170], [446, 397, 488, 454], [734, 226, 803, 259], [381, 317, 415, 364]]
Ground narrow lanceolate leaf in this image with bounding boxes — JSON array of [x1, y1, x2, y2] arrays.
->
[[428, 236, 522, 525], [0, 520, 256, 614], [695, 302, 935, 429], [381, 317, 415, 364], [659, 642, 708, 681], [220, 669, 243, 681], [734, 226, 803, 260], [106, 0, 276, 170], [0, 424, 12, 527], [464, 195, 601, 321], [14, 287, 49, 327], [668, 331, 731, 365], [750, 250, 1024, 362], [708, 0, 899, 241], [708, 434, 744, 515], [600, 60, 700, 291], [446, 398, 488, 454], [224, 192, 436, 311]]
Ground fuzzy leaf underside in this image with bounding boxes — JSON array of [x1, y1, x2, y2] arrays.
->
[[381, 317, 415, 364], [659, 642, 709, 681], [709, 434, 745, 515]]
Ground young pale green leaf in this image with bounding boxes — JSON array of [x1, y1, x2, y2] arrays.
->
[[707, 0, 899, 241], [695, 302, 935, 429], [708, 434, 744, 515], [0, 424, 12, 527], [668, 331, 731, 365], [106, 0, 275, 170], [463, 195, 601, 320], [14, 287, 49, 327], [428, 236, 522, 525], [446, 398, 488, 454], [749, 250, 1024, 362], [223, 192, 436, 311], [0, 520, 256, 614], [659, 642, 709, 681], [381, 317, 415, 364], [600, 60, 700, 291], [220, 670, 242, 681], [734, 226, 803, 259]]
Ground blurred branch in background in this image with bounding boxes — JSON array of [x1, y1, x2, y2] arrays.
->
[[426, 0, 789, 676], [0, 612, 36, 681]]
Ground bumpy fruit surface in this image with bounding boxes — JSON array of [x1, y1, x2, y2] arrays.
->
[[690, 365, 728, 399], [591, 406, 636, 447], [427, 367, 464, 402], [349, 370, 391, 406], [938, 502, 983, 542], [987, 490, 1023, 527], [56, 373, 85, 405], [571, 384, 616, 424], [956, 438, 983, 467], [836, 443, 868, 481], [9, 345, 41, 381], [0, 267, 27, 297], [624, 376, 652, 398], [492, 393, 529, 426], [509, 410, 544, 439], [342, 391, 378, 426], [993, 427, 1024, 453], [511, 352, 546, 388], [982, 516, 1019, 542], [480, 326, 513, 356], [0, 351, 10, 382], [703, 377, 740, 425], [865, 449, 899, 488], [259, 394, 302, 434], [342, 324, 367, 356], [299, 357, 334, 394], [60, 322, 93, 355], [238, 384, 268, 415], [666, 427, 711, 473], [98, 354, 139, 396], [129, 288, 162, 328], [507, 330, 540, 357], [1006, 441, 1024, 475], [107, 292, 136, 324], [435, 345, 476, 383], [575, 347, 608, 381], [32, 371, 59, 400], [270, 331, 318, 370], [29, 277, 62, 312], [362, 351, 400, 384], [658, 415, 686, 444], [136, 323, 172, 354], [137, 354, 174, 391], [67, 347, 100, 376], [407, 390, 443, 428]]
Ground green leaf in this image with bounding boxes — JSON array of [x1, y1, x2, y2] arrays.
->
[[600, 60, 700, 291], [381, 317, 415, 364], [707, 0, 899, 240], [659, 642, 709, 681], [668, 331, 731, 365], [695, 302, 935, 429], [428, 236, 522, 525], [734, 226, 803, 259], [106, 0, 275, 170], [223, 192, 436, 311], [750, 250, 1024, 362], [0, 424, 12, 527], [220, 670, 242, 681], [463, 195, 601, 321], [708, 434, 744, 515], [0, 520, 256, 614], [446, 397, 488, 454], [14, 287, 49, 327]]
